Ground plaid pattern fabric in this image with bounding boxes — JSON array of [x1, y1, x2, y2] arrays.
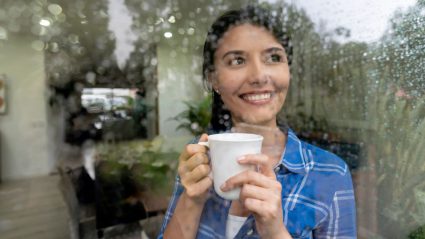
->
[[158, 129, 357, 239]]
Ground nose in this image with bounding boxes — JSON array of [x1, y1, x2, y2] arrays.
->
[[248, 59, 269, 86]]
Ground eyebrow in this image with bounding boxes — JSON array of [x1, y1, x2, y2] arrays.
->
[[264, 47, 286, 54], [221, 47, 286, 60]]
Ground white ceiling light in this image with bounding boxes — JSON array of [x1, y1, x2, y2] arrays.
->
[[39, 19, 51, 27], [164, 32, 173, 38]]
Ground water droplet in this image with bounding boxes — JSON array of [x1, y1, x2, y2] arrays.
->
[[31, 25, 46, 36], [170, 51, 177, 58], [187, 28, 195, 35], [85, 72, 96, 85], [168, 15, 176, 23], [69, 34, 79, 44], [150, 58, 157, 66], [155, 17, 164, 25], [49, 42, 59, 53], [31, 40, 45, 51], [191, 122, 199, 130], [182, 37, 189, 46], [142, 2, 150, 11], [48, 4, 62, 15], [0, 26, 7, 40], [57, 13, 66, 22]]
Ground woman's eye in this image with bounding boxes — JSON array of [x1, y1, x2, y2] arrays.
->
[[229, 57, 245, 66], [267, 54, 283, 63]]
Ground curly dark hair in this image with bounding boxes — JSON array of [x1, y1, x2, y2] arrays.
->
[[202, 5, 292, 132]]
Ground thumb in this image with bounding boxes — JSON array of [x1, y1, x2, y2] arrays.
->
[[199, 133, 209, 143]]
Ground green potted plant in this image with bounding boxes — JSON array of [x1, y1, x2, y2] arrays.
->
[[129, 139, 178, 194], [94, 137, 179, 228], [171, 94, 212, 136], [96, 137, 178, 193]]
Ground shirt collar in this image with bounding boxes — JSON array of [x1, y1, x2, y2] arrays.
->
[[276, 128, 309, 175]]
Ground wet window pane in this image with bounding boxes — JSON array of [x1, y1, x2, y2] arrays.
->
[[0, 0, 424, 238]]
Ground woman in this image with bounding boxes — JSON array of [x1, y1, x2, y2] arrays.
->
[[159, 5, 356, 239]]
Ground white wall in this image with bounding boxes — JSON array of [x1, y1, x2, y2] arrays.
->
[[0, 35, 53, 180], [156, 42, 205, 151]]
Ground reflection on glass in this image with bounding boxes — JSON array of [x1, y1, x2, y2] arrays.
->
[[79, 88, 151, 140]]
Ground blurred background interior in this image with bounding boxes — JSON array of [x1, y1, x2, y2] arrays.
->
[[0, 0, 424, 238]]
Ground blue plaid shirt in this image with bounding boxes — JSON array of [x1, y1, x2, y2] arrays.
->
[[158, 129, 357, 238]]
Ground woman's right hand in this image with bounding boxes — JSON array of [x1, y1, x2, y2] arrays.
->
[[177, 134, 212, 205], [164, 134, 212, 238]]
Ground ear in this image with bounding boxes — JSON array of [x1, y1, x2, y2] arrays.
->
[[208, 71, 219, 91]]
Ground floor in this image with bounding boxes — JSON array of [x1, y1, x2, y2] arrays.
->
[[0, 175, 70, 239]]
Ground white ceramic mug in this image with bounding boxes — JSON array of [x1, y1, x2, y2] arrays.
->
[[198, 133, 263, 200]]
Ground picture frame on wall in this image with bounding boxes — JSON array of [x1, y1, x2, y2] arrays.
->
[[0, 75, 6, 114]]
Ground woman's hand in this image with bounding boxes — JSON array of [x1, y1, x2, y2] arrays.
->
[[221, 154, 292, 239], [178, 134, 213, 205], [164, 134, 212, 238]]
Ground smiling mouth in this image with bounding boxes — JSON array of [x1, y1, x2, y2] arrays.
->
[[241, 92, 272, 103]]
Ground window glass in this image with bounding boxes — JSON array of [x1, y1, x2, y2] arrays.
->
[[0, 0, 423, 238]]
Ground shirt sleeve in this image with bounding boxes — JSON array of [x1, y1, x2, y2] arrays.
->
[[157, 136, 201, 239], [313, 169, 357, 239], [157, 175, 184, 239]]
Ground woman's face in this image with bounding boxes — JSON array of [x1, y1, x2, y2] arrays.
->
[[211, 23, 290, 128]]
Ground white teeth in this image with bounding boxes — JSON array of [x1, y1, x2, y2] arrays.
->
[[243, 93, 271, 101]]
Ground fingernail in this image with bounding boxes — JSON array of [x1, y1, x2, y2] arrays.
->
[[237, 156, 246, 162], [220, 182, 228, 191]]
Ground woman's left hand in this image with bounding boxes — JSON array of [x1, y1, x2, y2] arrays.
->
[[220, 154, 292, 239]]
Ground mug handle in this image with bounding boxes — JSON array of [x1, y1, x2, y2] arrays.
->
[[197, 141, 212, 179]]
